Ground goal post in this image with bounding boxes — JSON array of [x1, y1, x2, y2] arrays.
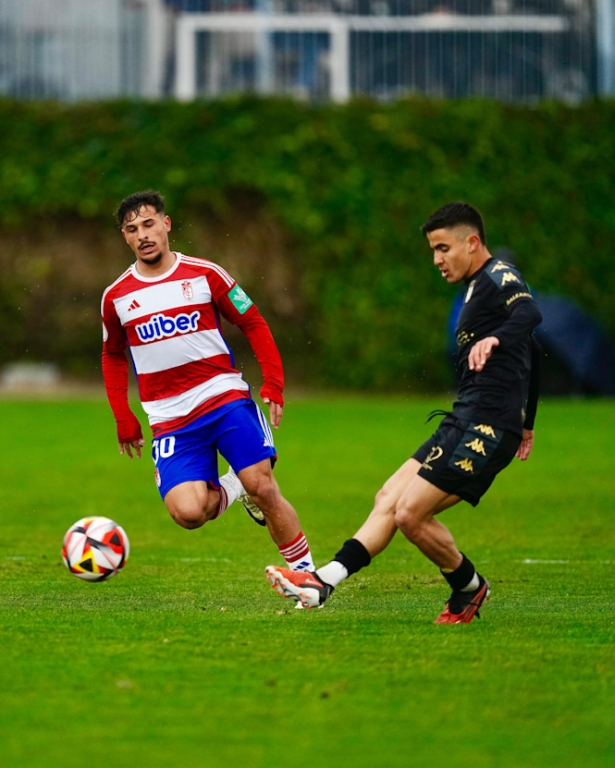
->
[[175, 11, 570, 103]]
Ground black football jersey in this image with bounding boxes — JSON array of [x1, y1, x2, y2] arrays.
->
[[450, 258, 542, 436]]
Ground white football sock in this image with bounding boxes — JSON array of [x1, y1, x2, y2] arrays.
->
[[216, 468, 245, 517], [316, 561, 349, 588], [461, 573, 480, 592]]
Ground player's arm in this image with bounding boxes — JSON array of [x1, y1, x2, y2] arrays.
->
[[469, 291, 542, 373], [235, 308, 285, 428], [101, 298, 144, 458], [516, 334, 542, 461], [214, 280, 285, 428]]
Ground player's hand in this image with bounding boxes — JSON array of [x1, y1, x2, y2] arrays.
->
[[468, 336, 500, 372], [516, 429, 534, 461], [263, 398, 283, 429], [119, 438, 145, 459]]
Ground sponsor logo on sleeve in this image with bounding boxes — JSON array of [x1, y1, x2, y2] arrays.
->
[[228, 285, 253, 314], [506, 291, 532, 306]]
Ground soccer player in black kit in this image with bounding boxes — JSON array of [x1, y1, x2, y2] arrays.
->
[[265, 202, 542, 624]]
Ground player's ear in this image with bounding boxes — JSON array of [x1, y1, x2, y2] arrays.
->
[[164, 215, 172, 232], [467, 232, 481, 252]]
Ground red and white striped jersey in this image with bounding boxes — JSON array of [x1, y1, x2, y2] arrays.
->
[[102, 253, 284, 439]]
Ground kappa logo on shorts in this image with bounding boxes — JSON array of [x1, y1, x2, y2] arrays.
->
[[473, 424, 497, 438], [465, 438, 487, 456], [450, 423, 503, 478], [454, 457, 475, 473]]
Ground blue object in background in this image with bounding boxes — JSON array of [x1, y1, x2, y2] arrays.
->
[[533, 294, 615, 396]]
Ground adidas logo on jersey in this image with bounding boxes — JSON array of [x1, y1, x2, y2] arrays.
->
[[127, 299, 141, 311], [135, 311, 200, 342]]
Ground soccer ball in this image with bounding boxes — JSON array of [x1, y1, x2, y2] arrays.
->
[[62, 516, 130, 582]]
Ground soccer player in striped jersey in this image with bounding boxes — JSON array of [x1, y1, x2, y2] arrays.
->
[[266, 202, 542, 622], [102, 190, 313, 573]]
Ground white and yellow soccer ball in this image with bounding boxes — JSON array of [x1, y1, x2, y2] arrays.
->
[[62, 517, 129, 582]]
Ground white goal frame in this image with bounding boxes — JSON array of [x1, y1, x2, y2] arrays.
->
[[175, 12, 570, 102]]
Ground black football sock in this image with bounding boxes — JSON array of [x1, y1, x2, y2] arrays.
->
[[441, 553, 478, 592], [332, 538, 372, 576], [316, 538, 373, 588]]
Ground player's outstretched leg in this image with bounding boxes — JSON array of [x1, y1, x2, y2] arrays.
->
[[265, 566, 333, 609], [223, 466, 266, 526], [265, 537, 372, 608]]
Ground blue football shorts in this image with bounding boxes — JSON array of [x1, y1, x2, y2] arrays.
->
[[151, 399, 277, 500]]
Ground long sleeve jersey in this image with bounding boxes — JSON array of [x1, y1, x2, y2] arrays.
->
[[101, 253, 284, 441], [451, 258, 542, 436]]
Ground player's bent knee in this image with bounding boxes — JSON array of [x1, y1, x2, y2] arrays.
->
[[168, 506, 206, 529], [164, 482, 216, 529], [394, 505, 422, 539], [373, 485, 398, 512], [243, 476, 279, 512], [374, 486, 388, 506], [165, 496, 213, 529]]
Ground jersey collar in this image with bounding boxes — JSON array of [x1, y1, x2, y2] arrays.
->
[[464, 257, 493, 285], [130, 252, 182, 283]]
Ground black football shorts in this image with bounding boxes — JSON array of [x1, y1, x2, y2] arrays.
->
[[413, 416, 522, 507]]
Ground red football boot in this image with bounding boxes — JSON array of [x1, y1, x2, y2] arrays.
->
[[434, 577, 491, 624], [265, 565, 332, 609]]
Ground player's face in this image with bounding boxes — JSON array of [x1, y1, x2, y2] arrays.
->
[[427, 226, 481, 284], [121, 205, 172, 269]]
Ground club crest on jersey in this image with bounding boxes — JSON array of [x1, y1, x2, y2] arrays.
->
[[135, 311, 200, 342], [182, 281, 194, 300]]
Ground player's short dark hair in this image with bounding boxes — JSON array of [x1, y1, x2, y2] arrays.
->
[[421, 202, 486, 245], [116, 190, 165, 227]]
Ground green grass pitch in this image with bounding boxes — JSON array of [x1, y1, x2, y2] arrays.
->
[[0, 395, 614, 768]]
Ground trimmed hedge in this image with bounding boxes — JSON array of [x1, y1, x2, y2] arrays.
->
[[1, 96, 614, 390]]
